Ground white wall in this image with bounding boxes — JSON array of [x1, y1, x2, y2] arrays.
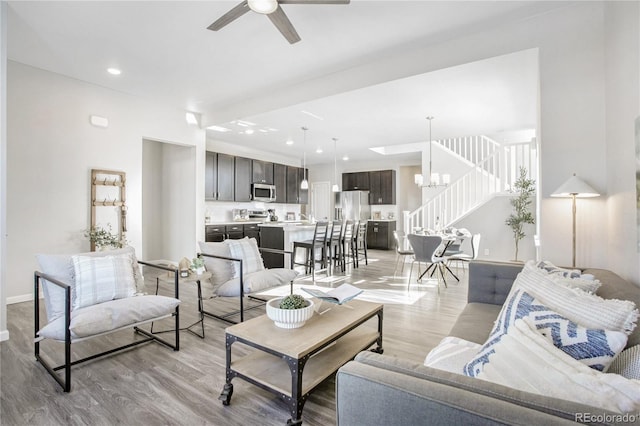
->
[[6, 61, 205, 303], [604, 2, 640, 281], [0, 2, 8, 341]]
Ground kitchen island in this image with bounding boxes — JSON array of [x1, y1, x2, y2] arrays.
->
[[259, 222, 316, 269]]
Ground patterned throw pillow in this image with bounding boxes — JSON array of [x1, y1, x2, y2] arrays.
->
[[608, 345, 640, 380], [464, 289, 628, 377], [227, 237, 265, 278], [532, 260, 600, 293], [71, 254, 137, 310]]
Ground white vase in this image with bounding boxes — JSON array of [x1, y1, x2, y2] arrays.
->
[[266, 298, 315, 329]]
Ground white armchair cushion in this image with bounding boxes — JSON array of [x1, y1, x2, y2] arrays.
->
[[227, 237, 265, 278], [215, 268, 298, 297], [36, 246, 145, 322], [71, 253, 137, 310], [37, 295, 180, 341]]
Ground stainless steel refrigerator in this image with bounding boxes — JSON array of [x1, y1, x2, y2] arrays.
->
[[337, 191, 370, 221]]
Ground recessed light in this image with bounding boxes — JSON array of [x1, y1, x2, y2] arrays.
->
[[316, 148, 323, 154], [286, 139, 294, 145], [107, 67, 121, 75], [245, 129, 255, 135], [342, 156, 349, 161], [301, 110, 324, 121]]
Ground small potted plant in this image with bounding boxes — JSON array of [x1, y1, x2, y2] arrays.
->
[[85, 224, 126, 251], [266, 294, 315, 329], [191, 256, 205, 275]]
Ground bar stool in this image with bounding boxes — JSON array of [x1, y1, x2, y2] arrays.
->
[[354, 220, 368, 267], [293, 221, 329, 282], [342, 220, 356, 269], [327, 220, 345, 273]]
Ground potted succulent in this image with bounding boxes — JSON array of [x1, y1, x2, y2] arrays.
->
[[266, 294, 315, 329], [191, 256, 205, 275]]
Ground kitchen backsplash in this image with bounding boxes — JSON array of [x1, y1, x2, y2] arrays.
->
[[205, 201, 302, 223]]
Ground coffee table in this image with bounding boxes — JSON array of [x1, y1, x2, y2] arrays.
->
[[218, 299, 383, 425]]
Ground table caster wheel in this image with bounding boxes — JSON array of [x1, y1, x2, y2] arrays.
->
[[218, 383, 233, 406]]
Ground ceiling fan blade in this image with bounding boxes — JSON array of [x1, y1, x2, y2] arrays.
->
[[279, 1, 350, 4], [207, 1, 250, 31], [267, 6, 301, 44]]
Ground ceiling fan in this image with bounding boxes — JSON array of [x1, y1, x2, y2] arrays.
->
[[207, 0, 350, 44]]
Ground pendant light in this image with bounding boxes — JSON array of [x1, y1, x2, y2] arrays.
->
[[332, 137, 340, 192], [416, 116, 450, 187], [300, 126, 309, 190]]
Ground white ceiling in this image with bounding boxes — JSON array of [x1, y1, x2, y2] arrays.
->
[[7, 1, 559, 165]]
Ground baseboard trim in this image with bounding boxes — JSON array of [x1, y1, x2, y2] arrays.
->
[[0, 330, 9, 342], [7, 293, 33, 305]]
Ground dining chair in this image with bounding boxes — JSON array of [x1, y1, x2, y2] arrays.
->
[[393, 230, 413, 277], [407, 234, 447, 293], [446, 233, 481, 272], [293, 221, 329, 282]]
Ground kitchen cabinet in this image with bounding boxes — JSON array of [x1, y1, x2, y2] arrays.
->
[[369, 170, 396, 205], [244, 224, 260, 245], [205, 152, 235, 201], [286, 166, 308, 204], [342, 172, 369, 191], [205, 225, 226, 242], [367, 220, 396, 250], [274, 163, 287, 203], [252, 160, 274, 184], [234, 156, 252, 202], [226, 224, 244, 240]]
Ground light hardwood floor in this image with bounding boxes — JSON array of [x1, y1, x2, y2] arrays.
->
[[1, 249, 469, 426]]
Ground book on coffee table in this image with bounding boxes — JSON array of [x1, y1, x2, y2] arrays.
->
[[302, 283, 363, 305]]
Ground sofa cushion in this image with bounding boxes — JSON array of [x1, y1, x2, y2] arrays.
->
[[476, 317, 640, 414], [37, 295, 180, 341], [36, 246, 146, 322], [71, 253, 137, 310], [465, 289, 627, 376], [448, 303, 501, 345]]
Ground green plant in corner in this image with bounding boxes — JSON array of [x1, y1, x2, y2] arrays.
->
[[279, 294, 308, 310], [85, 224, 126, 250], [505, 167, 536, 261]]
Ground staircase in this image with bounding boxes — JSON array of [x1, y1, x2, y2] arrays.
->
[[404, 137, 537, 234]]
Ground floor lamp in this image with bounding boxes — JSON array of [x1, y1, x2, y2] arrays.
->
[[551, 173, 600, 268]]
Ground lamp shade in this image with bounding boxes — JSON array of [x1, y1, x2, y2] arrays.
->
[[551, 174, 600, 198]]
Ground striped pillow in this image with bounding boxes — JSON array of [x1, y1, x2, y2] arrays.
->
[[71, 254, 137, 310]]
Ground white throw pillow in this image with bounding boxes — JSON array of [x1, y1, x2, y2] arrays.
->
[[464, 289, 628, 377], [198, 240, 235, 288], [424, 336, 481, 374], [476, 318, 640, 414], [510, 261, 637, 333], [226, 237, 265, 278], [71, 254, 137, 310], [532, 260, 601, 293]]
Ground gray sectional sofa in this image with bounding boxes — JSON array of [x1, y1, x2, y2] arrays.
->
[[336, 261, 640, 425]]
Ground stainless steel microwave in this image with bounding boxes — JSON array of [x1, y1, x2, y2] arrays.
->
[[252, 183, 276, 202]]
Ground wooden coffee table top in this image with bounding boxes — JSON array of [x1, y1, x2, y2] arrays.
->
[[226, 299, 382, 359]]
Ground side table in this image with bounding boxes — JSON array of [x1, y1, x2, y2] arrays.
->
[[155, 271, 212, 339]]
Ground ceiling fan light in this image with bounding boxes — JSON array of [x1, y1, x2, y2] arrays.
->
[[248, 0, 278, 14]]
